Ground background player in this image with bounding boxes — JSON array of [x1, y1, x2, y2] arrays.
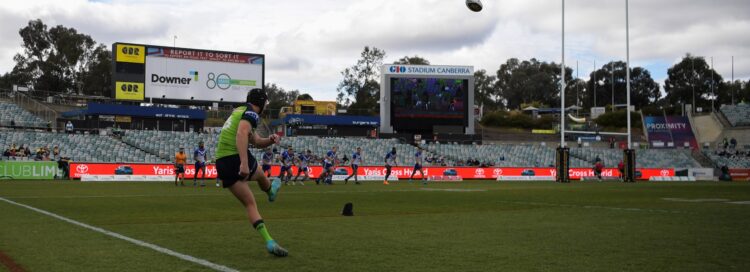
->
[[261, 148, 274, 177], [383, 147, 397, 185], [174, 147, 187, 186], [293, 150, 312, 185], [194, 141, 208, 187], [409, 146, 426, 184], [214, 88, 287, 257], [344, 147, 362, 184], [317, 146, 337, 185], [279, 146, 295, 185]]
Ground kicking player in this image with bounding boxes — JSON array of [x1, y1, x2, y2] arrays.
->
[[194, 141, 208, 187], [174, 147, 187, 186], [261, 148, 274, 177], [317, 146, 337, 185], [214, 88, 287, 257], [409, 146, 426, 184], [344, 147, 362, 184], [383, 147, 397, 185], [279, 146, 295, 185], [293, 150, 312, 185]]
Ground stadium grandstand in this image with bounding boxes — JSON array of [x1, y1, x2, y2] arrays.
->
[[720, 104, 750, 127], [0, 100, 48, 128]]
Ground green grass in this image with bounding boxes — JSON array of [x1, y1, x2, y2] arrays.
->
[[1, 180, 750, 271]]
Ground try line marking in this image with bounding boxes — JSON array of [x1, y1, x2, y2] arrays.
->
[[0, 196, 239, 272]]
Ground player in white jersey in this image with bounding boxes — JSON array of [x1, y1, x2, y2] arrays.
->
[[279, 146, 295, 185], [193, 141, 208, 187], [409, 146, 427, 184], [344, 147, 362, 184], [292, 150, 312, 185], [383, 147, 398, 185]]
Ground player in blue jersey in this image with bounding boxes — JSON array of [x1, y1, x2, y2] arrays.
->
[[193, 141, 208, 187], [383, 147, 398, 185], [409, 146, 427, 184], [261, 148, 274, 178], [292, 150, 312, 185], [344, 147, 362, 185], [316, 146, 337, 185], [279, 146, 295, 185]]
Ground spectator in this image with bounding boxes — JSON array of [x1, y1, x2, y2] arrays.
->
[[10, 119, 16, 129], [57, 156, 71, 179], [46, 121, 52, 132], [609, 137, 615, 149], [618, 160, 625, 179], [577, 137, 582, 148], [722, 138, 729, 149], [65, 121, 74, 134], [24, 146, 31, 157], [594, 161, 604, 181], [730, 137, 737, 149]]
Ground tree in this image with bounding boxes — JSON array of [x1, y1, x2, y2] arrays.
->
[[728, 79, 750, 104], [8, 19, 112, 96], [264, 83, 299, 118], [297, 93, 314, 101], [393, 55, 430, 65], [336, 46, 386, 115], [566, 78, 587, 110], [664, 54, 723, 111], [585, 61, 659, 110], [473, 69, 500, 111], [495, 58, 573, 110]]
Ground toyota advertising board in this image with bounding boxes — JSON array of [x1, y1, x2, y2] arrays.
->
[[113, 42, 264, 103], [69, 163, 673, 181]]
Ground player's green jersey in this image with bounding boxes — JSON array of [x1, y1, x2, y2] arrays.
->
[[215, 105, 260, 159]]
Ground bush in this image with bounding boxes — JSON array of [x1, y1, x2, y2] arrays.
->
[[594, 111, 642, 128], [481, 111, 555, 129]]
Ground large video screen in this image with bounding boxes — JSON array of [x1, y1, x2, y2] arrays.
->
[[390, 77, 468, 120], [112, 43, 264, 103]]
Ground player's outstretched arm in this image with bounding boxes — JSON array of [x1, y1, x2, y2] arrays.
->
[[252, 134, 279, 149]]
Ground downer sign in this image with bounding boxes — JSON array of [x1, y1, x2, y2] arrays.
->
[[151, 74, 192, 85]]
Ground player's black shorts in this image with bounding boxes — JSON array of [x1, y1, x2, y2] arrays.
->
[[351, 164, 359, 173], [216, 150, 258, 189], [262, 164, 271, 172], [414, 163, 422, 170], [175, 164, 185, 174], [385, 165, 392, 172]]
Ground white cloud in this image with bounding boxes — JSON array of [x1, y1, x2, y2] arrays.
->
[[0, 0, 748, 100]]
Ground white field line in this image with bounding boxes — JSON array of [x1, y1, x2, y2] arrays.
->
[[0, 196, 240, 272]]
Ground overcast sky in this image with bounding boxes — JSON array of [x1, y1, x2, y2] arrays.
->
[[1, 0, 748, 100]]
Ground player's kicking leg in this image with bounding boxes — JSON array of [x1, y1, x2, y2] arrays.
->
[[223, 162, 287, 256]]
